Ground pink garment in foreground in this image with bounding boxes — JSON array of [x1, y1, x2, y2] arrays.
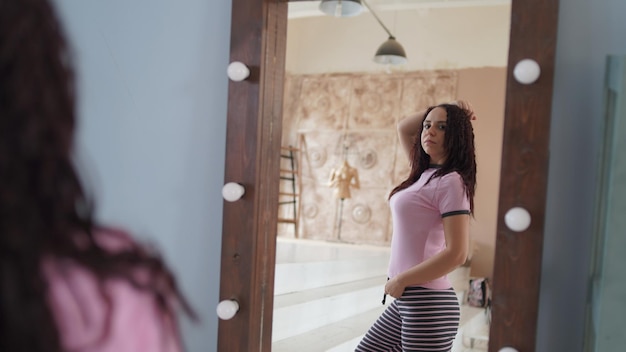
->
[[43, 230, 182, 352]]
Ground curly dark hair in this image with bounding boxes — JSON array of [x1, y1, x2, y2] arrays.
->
[[0, 0, 195, 351], [389, 104, 477, 212]]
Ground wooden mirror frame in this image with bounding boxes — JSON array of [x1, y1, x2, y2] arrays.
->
[[218, 0, 559, 351]]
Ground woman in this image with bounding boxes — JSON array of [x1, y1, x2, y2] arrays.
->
[[0, 0, 195, 351], [356, 101, 477, 351]]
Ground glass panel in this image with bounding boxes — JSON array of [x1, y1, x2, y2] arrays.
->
[[585, 55, 626, 351]]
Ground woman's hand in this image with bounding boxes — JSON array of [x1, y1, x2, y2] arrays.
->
[[451, 100, 477, 120], [384, 276, 406, 299]]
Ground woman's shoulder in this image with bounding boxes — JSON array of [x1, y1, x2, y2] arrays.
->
[[430, 170, 463, 184], [431, 171, 466, 195], [43, 226, 154, 293], [43, 227, 181, 352], [92, 226, 141, 251], [43, 226, 140, 271], [440, 170, 463, 180]]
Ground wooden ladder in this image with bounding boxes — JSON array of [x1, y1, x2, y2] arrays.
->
[[278, 145, 300, 237]]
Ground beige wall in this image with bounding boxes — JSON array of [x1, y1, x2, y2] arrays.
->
[[458, 67, 506, 278]]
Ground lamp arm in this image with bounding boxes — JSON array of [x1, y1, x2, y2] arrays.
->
[[362, 0, 395, 38]]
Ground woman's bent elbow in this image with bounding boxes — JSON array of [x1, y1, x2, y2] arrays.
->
[[450, 250, 469, 268]]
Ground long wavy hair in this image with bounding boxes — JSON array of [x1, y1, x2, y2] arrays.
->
[[0, 1, 195, 351], [389, 104, 477, 213]]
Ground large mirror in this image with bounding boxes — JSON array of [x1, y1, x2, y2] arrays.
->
[[218, 0, 559, 351], [273, 1, 509, 351]]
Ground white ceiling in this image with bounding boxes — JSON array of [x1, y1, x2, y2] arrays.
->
[[288, 0, 511, 19]]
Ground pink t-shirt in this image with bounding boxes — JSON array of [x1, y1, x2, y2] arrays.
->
[[43, 229, 182, 352], [388, 168, 470, 289]]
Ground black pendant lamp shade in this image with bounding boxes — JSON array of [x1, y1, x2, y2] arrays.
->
[[319, 0, 408, 65], [373, 36, 408, 65]]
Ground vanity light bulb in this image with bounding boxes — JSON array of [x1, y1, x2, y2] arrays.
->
[[513, 59, 541, 84], [504, 207, 531, 232], [216, 300, 239, 320], [227, 61, 250, 82], [222, 182, 245, 202], [498, 348, 519, 352]]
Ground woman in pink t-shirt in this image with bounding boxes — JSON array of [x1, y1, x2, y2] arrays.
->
[[0, 1, 195, 351], [356, 101, 477, 351]]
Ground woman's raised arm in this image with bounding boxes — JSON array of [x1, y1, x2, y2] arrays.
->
[[397, 109, 428, 159]]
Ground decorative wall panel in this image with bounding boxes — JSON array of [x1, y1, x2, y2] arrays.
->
[[280, 71, 457, 245]]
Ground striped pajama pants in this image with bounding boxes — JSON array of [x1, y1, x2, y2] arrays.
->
[[355, 286, 460, 352]]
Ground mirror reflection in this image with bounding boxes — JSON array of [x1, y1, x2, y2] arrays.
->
[[274, 1, 510, 350]]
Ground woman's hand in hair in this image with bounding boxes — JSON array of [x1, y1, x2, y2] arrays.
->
[[450, 100, 477, 121]]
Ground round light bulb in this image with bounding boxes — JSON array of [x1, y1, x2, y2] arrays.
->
[[498, 347, 519, 352], [504, 207, 531, 232], [222, 182, 245, 202], [513, 59, 541, 84], [227, 61, 250, 82], [216, 299, 239, 320]]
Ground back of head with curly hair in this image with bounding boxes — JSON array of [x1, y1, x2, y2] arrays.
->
[[389, 104, 477, 212], [0, 1, 195, 351]]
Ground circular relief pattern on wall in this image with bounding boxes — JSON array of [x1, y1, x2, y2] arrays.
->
[[359, 149, 378, 169], [307, 147, 327, 168], [360, 92, 383, 112], [303, 203, 319, 219], [315, 96, 331, 111], [351, 204, 372, 224]]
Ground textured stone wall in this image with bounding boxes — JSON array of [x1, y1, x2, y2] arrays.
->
[[278, 70, 458, 245]]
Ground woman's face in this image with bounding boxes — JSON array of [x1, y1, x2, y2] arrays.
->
[[421, 107, 448, 164]]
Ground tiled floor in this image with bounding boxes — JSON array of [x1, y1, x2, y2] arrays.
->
[[272, 237, 489, 351], [275, 237, 391, 264]]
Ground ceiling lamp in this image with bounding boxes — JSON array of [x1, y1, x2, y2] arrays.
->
[[374, 36, 407, 65], [362, 1, 407, 65], [319, 0, 363, 17]]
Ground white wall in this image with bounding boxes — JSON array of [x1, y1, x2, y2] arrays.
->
[[52, 1, 231, 351]]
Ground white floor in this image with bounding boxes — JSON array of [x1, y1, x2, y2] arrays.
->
[[275, 237, 390, 264], [272, 237, 489, 352]]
